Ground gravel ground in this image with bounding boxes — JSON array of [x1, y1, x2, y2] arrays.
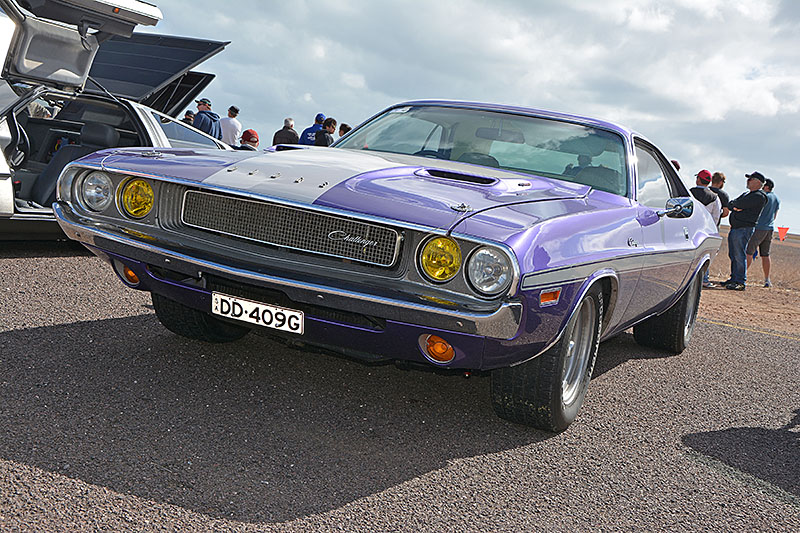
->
[[1, 242, 798, 532]]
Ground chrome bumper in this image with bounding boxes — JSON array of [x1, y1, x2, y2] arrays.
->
[[55, 204, 524, 339]]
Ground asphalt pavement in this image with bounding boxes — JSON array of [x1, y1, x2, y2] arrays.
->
[[1, 242, 798, 532]]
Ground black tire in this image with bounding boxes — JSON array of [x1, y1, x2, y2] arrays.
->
[[491, 286, 603, 432], [151, 293, 250, 343], [633, 269, 702, 354]]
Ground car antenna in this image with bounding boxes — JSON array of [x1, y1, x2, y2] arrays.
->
[[86, 76, 124, 107]]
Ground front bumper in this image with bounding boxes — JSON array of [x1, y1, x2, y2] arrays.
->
[[55, 203, 526, 369]]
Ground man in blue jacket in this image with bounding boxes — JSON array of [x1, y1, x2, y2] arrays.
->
[[298, 113, 325, 145], [724, 171, 768, 290], [192, 98, 222, 140]]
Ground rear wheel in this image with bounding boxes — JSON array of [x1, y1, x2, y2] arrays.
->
[[491, 286, 603, 431], [633, 269, 702, 354], [152, 293, 250, 343]]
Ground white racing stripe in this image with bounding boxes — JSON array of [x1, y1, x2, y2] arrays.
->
[[200, 147, 397, 204]]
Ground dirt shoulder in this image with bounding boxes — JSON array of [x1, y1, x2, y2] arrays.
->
[[699, 230, 800, 337]]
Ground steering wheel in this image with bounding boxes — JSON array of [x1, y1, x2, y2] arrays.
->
[[4, 111, 31, 169], [413, 149, 442, 159]]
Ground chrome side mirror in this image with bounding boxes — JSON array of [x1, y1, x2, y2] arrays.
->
[[657, 197, 693, 219]]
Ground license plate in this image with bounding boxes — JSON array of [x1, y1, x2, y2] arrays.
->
[[211, 292, 304, 334]]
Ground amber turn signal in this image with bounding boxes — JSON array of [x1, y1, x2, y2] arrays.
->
[[421, 334, 455, 363], [539, 288, 562, 307], [122, 266, 139, 285]]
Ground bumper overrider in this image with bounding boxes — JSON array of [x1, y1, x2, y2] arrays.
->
[[54, 203, 533, 370]]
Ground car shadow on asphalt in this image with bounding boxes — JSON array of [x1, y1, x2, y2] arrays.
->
[[0, 314, 550, 523], [0, 240, 92, 259], [681, 411, 800, 500], [592, 331, 675, 379]]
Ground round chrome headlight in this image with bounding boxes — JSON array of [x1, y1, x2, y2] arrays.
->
[[120, 178, 154, 218], [80, 171, 113, 211], [467, 246, 512, 296], [420, 236, 462, 282]]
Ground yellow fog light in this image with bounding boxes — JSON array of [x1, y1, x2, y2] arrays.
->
[[122, 266, 140, 285], [120, 179, 154, 218], [420, 236, 461, 282], [420, 334, 456, 363]]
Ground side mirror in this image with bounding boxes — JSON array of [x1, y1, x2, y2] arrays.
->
[[657, 197, 693, 219]]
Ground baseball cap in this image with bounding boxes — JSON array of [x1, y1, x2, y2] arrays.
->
[[695, 169, 711, 184], [195, 97, 212, 106], [315, 113, 326, 122], [229, 105, 240, 114], [745, 171, 765, 183], [184, 110, 195, 117], [241, 129, 259, 143]]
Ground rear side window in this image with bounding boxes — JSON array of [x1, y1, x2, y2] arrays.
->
[[152, 112, 221, 149]]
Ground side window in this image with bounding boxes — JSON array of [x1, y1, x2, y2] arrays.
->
[[152, 112, 221, 149], [635, 144, 671, 208]]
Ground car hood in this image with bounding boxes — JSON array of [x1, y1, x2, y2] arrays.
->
[[82, 146, 591, 232]]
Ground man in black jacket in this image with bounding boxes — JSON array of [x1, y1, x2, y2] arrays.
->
[[314, 117, 337, 147], [723, 171, 768, 290], [272, 117, 300, 145]]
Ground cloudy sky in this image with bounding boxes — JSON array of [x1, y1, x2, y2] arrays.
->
[[8, 0, 800, 230]]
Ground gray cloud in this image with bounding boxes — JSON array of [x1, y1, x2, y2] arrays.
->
[[150, 0, 796, 229]]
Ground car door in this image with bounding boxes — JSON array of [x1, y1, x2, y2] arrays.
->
[[627, 139, 695, 318], [1, 0, 161, 91]]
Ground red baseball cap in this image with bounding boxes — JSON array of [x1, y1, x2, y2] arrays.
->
[[241, 129, 258, 143], [695, 169, 711, 184]]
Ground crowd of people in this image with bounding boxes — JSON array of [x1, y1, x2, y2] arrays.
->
[[688, 167, 780, 290], [180, 97, 351, 151]]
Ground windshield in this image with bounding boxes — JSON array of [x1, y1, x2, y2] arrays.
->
[[337, 105, 629, 196]]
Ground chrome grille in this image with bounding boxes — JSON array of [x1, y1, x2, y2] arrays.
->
[[181, 191, 400, 266]]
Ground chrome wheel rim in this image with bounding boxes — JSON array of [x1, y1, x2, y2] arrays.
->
[[683, 275, 700, 341], [562, 297, 597, 406]]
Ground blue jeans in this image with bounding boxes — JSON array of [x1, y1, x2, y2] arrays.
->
[[728, 227, 755, 284]]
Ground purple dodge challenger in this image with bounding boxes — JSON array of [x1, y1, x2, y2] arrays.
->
[[54, 101, 721, 431]]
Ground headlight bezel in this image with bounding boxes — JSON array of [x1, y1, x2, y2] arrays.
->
[[466, 245, 514, 296]]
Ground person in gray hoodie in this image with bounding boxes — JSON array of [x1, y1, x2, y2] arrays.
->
[[192, 98, 222, 140]]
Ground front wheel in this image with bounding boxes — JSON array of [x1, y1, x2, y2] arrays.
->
[[633, 269, 702, 354], [152, 293, 250, 343], [491, 286, 603, 432]]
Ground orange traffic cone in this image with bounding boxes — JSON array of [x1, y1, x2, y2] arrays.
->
[[778, 227, 789, 241]]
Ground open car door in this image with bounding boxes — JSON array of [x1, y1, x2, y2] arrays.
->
[[1, 0, 162, 91], [86, 33, 228, 117]]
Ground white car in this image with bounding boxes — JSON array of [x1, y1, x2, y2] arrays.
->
[[0, 0, 230, 239]]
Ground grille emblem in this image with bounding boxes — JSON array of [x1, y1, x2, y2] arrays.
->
[[328, 230, 378, 248]]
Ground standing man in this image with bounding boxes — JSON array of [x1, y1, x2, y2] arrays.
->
[[299, 113, 325, 145], [192, 98, 222, 140], [219, 105, 242, 146], [234, 129, 259, 151], [723, 172, 768, 291], [745, 178, 780, 287], [273, 117, 300, 145], [690, 170, 721, 288], [181, 110, 195, 125], [314, 117, 337, 147], [710, 171, 730, 220]]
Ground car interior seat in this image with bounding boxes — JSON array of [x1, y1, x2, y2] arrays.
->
[[574, 166, 621, 193], [29, 122, 120, 207]]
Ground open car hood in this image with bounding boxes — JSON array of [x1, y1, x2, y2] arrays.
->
[[85, 32, 228, 117], [1, 0, 162, 90]]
